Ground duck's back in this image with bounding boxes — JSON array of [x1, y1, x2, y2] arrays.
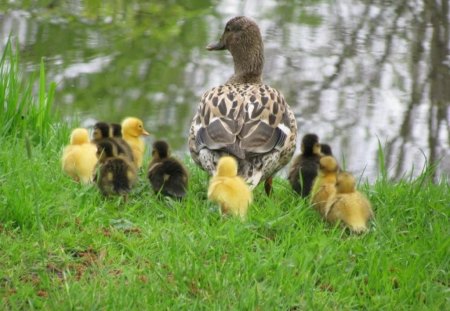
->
[[288, 154, 321, 197], [98, 157, 136, 196], [148, 158, 188, 199], [190, 83, 297, 185], [62, 143, 97, 183], [326, 192, 373, 233], [208, 175, 252, 216]]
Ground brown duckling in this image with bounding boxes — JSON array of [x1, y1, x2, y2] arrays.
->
[[122, 117, 150, 169], [148, 140, 189, 200], [320, 143, 333, 156], [324, 172, 374, 233], [208, 156, 252, 220], [96, 139, 137, 201], [311, 156, 339, 216], [62, 128, 98, 184], [288, 133, 322, 197], [92, 122, 134, 163]]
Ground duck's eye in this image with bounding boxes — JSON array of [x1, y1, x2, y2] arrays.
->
[[225, 26, 231, 32]]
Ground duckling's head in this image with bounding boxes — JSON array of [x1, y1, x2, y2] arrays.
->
[[121, 117, 150, 138], [93, 122, 110, 141], [70, 128, 90, 145], [336, 172, 356, 194], [96, 139, 117, 162], [301, 134, 320, 156], [319, 156, 338, 173], [152, 140, 170, 160], [320, 144, 333, 156], [216, 156, 238, 177], [207, 16, 263, 84], [110, 123, 122, 138]]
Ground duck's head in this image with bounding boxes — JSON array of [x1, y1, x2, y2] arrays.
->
[[301, 134, 320, 156], [70, 128, 90, 145], [207, 16, 264, 84], [319, 156, 338, 173], [320, 144, 333, 156], [93, 122, 110, 140], [96, 139, 117, 162], [152, 140, 170, 160], [216, 156, 238, 177], [121, 117, 150, 138], [336, 172, 356, 193]]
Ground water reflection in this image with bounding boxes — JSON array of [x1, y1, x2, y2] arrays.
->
[[1, 0, 448, 181]]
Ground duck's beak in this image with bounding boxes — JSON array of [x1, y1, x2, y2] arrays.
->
[[142, 129, 150, 136], [206, 41, 226, 51]]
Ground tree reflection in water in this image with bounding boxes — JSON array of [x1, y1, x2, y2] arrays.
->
[[0, 0, 448, 181]]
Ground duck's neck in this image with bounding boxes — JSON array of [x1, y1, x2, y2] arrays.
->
[[123, 132, 139, 141], [227, 42, 264, 84]]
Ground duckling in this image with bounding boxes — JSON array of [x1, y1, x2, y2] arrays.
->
[[320, 144, 333, 156], [96, 139, 137, 200], [147, 140, 189, 200], [62, 128, 98, 184], [110, 123, 122, 137], [92, 121, 134, 163], [121, 117, 150, 169], [310, 156, 339, 216], [189, 16, 297, 195], [208, 156, 253, 220], [288, 134, 322, 197], [324, 172, 374, 233]]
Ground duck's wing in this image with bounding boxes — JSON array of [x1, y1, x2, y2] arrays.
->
[[194, 84, 293, 159]]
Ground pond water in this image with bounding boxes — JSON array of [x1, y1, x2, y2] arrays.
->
[[1, 0, 449, 182]]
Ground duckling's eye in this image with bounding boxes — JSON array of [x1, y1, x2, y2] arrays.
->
[[225, 26, 231, 32]]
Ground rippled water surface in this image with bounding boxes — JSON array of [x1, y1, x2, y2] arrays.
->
[[1, 0, 449, 181]]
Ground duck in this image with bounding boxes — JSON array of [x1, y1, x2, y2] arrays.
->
[[92, 121, 134, 163], [310, 156, 339, 216], [61, 128, 98, 184], [324, 172, 374, 233], [208, 156, 252, 220], [95, 139, 137, 201], [147, 140, 189, 200], [188, 16, 298, 195], [288, 133, 322, 197], [121, 117, 150, 169], [320, 143, 333, 156]]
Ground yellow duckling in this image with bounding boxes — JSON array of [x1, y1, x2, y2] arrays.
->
[[288, 133, 322, 197], [96, 139, 137, 201], [310, 156, 339, 216], [121, 117, 150, 168], [324, 172, 374, 233], [62, 128, 98, 184], [92, 121, 134, 163], [207, 156, 252, 220], [148, 140, 189, 200]]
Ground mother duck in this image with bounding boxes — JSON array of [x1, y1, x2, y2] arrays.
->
[[189, 16, 298, 194]]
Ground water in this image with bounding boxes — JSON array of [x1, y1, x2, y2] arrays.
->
[[1, 0, 449, 182]]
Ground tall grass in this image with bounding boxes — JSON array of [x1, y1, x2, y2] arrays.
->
[[0, 39, 60, 144]]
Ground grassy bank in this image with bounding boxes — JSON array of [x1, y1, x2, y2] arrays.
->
[[1, 43, 449, 310]]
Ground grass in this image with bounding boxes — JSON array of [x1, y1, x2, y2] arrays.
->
[[0, 42, 449, 310]]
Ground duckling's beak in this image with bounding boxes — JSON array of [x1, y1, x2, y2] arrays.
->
[[142, 129, 150, 136], [206, 41, 226, 51]]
